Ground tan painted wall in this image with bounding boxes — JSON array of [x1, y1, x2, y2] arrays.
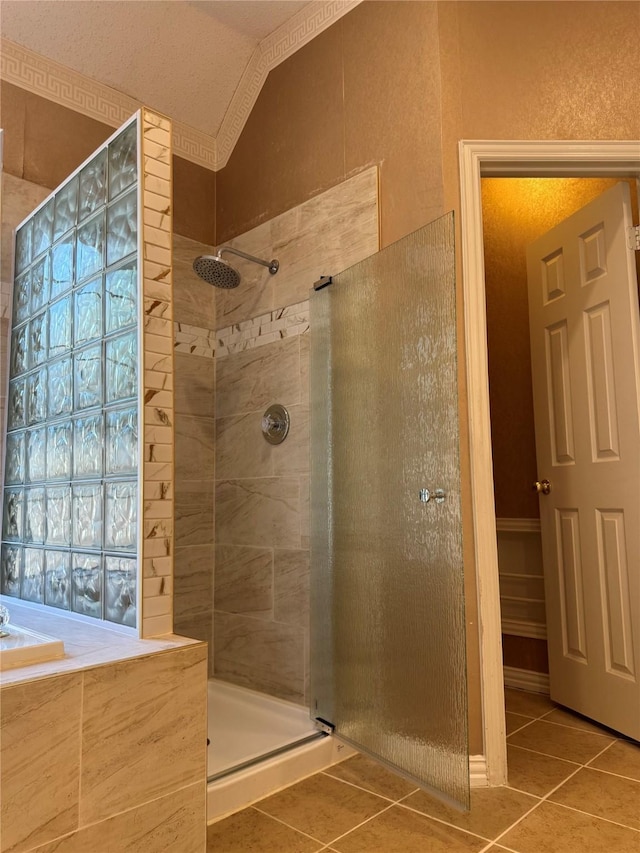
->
[[215, 0, 640, 755], [216, 1, 444, 249], [0, 81, 215, 243]]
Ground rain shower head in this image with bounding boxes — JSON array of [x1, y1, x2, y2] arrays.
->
[[193, 254, 241, 289], [193, 247, 279, 289]]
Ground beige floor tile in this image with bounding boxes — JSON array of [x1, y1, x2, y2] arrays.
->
[[588, 739, 640, 781], [206, 808, 323, 852], [324, 754, 418, 800], [506, 712, 535, 735], [542, 707, 615, 736], [331, 804, 486, 853], [507, 720, 615, 764], [504, 688, 555, 718], [256, 773, 389, 844], [402, 784, 538, 840], [507, 745, 579, 797], [499, 801, 640, 853], [549, 767, 640, 830]]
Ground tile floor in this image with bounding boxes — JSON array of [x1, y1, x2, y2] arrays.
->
[[206, 688, 640, 852]]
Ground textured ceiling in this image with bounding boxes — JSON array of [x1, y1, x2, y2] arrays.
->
[[0, 0, 311, 137]]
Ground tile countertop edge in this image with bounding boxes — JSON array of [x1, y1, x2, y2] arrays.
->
[[0, 596, 207, 689]]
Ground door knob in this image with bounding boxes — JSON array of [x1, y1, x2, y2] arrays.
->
[[533, 479, 551, 495]]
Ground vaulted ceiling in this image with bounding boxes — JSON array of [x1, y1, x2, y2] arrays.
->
[[1, 1, 359, 168]]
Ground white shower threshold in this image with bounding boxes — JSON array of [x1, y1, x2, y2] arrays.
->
[[206, 679, 355, 823]]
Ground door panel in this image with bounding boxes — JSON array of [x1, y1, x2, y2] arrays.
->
[[596, 510, 635, 678], [310, 214, 469, 810], [546, 321, 575, 464], [527, 182, 640, 738], [556, 508, 587, 661], [584, 303, 619, 459]]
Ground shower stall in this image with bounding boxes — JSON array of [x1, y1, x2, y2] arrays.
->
[[185, 178, 469, 813], [2, 114, 470, 819]]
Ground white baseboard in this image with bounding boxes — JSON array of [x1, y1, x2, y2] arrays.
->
[[469, 754, 488, 787], [496, 517, 541, 533], [501, 619, 547, 640], [503, 665, 550, 695]]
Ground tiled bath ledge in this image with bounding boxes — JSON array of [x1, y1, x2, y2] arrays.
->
[[1, 595, 207, 852], [0, 595, 202, 687]]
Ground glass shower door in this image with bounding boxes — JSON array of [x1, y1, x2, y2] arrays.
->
[[310, 213, 469, 809]]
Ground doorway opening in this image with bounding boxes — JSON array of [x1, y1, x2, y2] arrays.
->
[[459, 140, 640, 786], [484, 176, 640, 708]]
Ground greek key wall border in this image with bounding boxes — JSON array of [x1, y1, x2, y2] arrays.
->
[[2, 1, 360, 172], [1, 37, 216, 169]]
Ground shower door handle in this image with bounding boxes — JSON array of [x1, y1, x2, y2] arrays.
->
[[419, 488, 446, 504]]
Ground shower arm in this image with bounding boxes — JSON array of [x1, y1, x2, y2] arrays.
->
[[218, 246, 279, 275]]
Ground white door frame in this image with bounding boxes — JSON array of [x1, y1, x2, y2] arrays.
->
[[458, 139, 640, 786]]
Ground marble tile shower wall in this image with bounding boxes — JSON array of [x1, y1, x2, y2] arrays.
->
[[171, 233, 217, 662], [213, 167, 379, 703]]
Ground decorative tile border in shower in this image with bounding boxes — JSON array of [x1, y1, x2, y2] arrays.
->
[[174, 322, 216, 359], [215, 300, 310, 358], [170, 301, 310, 360]]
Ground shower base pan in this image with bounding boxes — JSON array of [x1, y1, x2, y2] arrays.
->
[[206, 679, 354, 822]]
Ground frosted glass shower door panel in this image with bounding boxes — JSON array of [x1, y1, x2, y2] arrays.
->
[[310, 214, 469, 809]]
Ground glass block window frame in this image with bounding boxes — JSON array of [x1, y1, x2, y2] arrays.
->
[[1, 109, 175, 637]]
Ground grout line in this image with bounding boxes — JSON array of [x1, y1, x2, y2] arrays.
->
[[479, 840, 520, 853], [502, 741, 584, 762], [485, 780, 575, 849], [584, 762, 640, 785], [538, 708, 617, 737], [394, 800, 496, 844], [322, 802, 397, 848], [545, 800, 640, 834], [318, 770, 399, 803], [506, 717, 538, 737], [488, 732, 623, 849], [250, 806, 326, 846], [514, 715, 616, 742]]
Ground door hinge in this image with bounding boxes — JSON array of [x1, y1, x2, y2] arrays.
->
[[627, 225, 640, 251], [313, 275, 333, 291], [314, 717, 335, 735]]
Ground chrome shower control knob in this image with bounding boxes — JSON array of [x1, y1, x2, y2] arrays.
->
[[261, 404, 290, 445]]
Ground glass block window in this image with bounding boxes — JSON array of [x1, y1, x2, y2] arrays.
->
[[2, 117, 140, 630]]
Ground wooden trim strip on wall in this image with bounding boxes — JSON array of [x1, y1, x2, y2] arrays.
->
[[496, 517, 541, 533]]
